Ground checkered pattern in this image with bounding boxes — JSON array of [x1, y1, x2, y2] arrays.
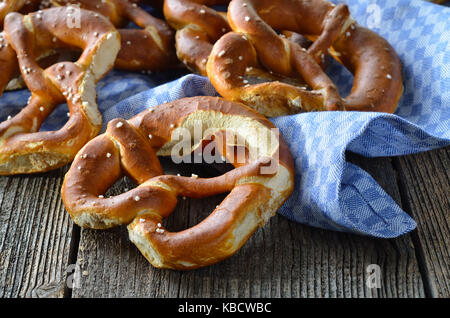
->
[[0, 0, 448, 238]]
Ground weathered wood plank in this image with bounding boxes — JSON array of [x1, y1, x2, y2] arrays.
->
[[347, 153, 425, 298], [0, 167, 75, 298], [72, 155, 425, 298], [393, 146, 450, 298]]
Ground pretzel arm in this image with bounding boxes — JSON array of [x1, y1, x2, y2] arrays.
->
[[106, 118, 163, 184], [175, 27, 213, 75], [0, 32, 18, 95], [307, 3, 350, 66], [150, 156, 274, 198], [129, 183, 271, 269], [290, 41, 343, 110]]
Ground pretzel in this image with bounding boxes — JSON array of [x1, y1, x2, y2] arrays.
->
[[0, 7, 120, 175], [163, 0, 231, 76], [51, 0, 178, 72], [0, 0, 28, 27], [207, 0, 403, 116], [0, 31, 18, 94], [61, 96, 294, 270]]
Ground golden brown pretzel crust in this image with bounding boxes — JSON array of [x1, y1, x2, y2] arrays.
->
[[62, 96, 294, 270], [207, 0, 403, 116], [0, 31, 18, 94], [0, 7, 120, 175], [51, 0, 178, 71], [0, 0, 53, 28], [0, 1, 28, 92], [163, 0, 231, 75], [0, 0, 27, 28]]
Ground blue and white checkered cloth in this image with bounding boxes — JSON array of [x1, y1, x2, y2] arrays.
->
[[1, 0, 449, 238]]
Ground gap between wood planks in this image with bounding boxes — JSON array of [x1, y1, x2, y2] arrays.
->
[[392, 146, 450, 298]]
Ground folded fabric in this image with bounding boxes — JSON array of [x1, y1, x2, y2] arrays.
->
[[0, 0, 448, 238]]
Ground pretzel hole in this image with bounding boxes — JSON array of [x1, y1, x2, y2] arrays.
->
[[132, 3, 164, 21], [166, 193, 229, 233], [0, 90, 30, 122], [160, 155, 233, 233], [324, 54, 354, 97], [0, 91, 70, 132], [35, 48, 81, 69], [38, 102, 70, 131], [210, 4, 229, 13]]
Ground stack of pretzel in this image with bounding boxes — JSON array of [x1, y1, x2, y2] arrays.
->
[[0, 0, 403, 269]]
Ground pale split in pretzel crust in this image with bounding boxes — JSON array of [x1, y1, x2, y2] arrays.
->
[[62, 96, 295, 270], [0, 7, 120, 175], [207, 0, 403, 116], [51, 0, 178, 71]]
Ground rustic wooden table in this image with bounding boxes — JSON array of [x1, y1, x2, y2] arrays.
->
[[0, 145, 448, 298]]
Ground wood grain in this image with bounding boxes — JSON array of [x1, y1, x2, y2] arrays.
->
[[0, 167, 74, 298], [2, 149, 444, 298], [393, 146, 450, 298], [70, 156, 425, 298]]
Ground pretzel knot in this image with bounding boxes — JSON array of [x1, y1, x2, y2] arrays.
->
[[163, 0, 231, 76], [207, 0, 403, 117], [0, 7, 120, 175], [52, 0, 178, 71], [62, 96, 294, 270]]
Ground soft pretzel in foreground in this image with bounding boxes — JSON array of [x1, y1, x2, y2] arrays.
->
[[163, 0, 231, 75], [207, 0, 403, 116], [0, 7, 120, 175], [52, 0, 178, 72], [62, 96, 294, 270]]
